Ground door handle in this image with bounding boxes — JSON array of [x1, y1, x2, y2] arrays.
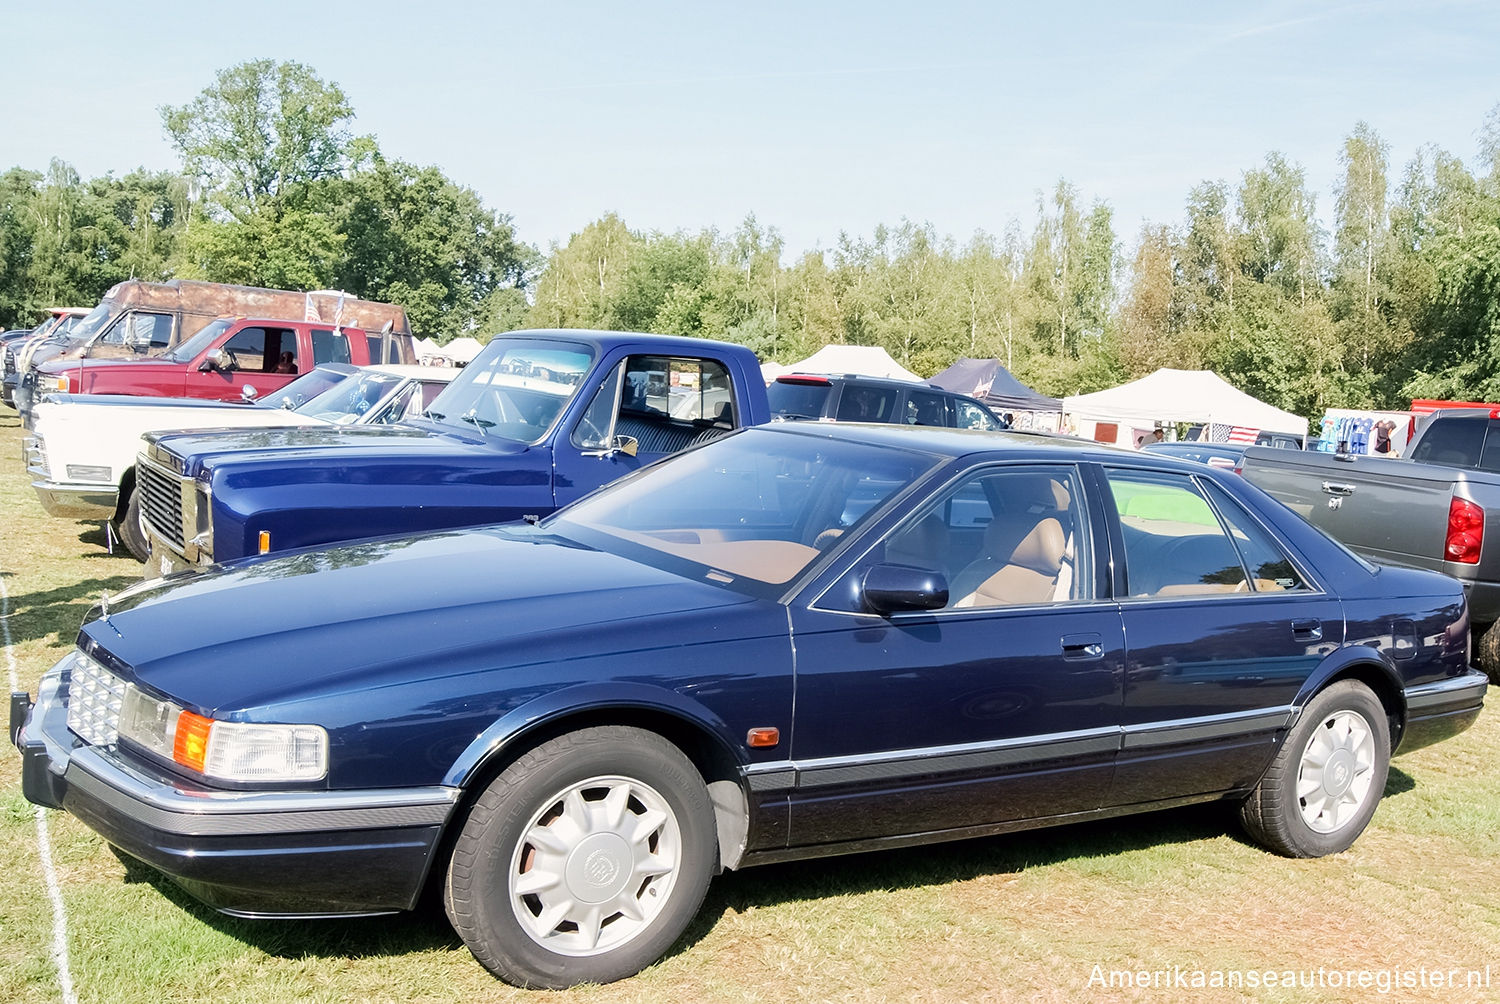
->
[[1061, 633, 1104, 661], [1320, 481, 1356, 496], [1292, 619, 1323, 642]]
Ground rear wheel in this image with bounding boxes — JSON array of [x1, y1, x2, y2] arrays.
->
[[445, 726, 717, 988], [1239, 680, 1389, 857], [112, 487, 149, 563], [1475, 621, 1500, 685]]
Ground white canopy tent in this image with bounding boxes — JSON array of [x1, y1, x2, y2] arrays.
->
[[784, 345, 924, 383], [1063, 369, 1307, 438]]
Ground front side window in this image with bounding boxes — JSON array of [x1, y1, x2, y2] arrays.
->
[[422, 337, 593, 445], [221, 326, 297, 373], [101, 311, 172, 350], [550, 430, 938, 593], [832, 465, 1086, 612], [1108, 469, 1250, 597], [573, 355, 737, 452], [955, 398, 1003, 431]]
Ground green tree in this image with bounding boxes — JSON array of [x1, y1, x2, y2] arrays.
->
[[529, 213, 639, 329], [162, 60, 363, 287], [1332, 122, 1401, 390], [335, 157, 535, 339]]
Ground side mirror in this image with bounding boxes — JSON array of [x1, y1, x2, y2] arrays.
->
[[241, 384, 259, 402], [861, 563, 948, 615], [199, 348, 233, 373], [613, 434, 639, 457]]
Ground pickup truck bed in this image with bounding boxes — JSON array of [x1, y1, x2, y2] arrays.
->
[[1241, 407, 1500, 680]]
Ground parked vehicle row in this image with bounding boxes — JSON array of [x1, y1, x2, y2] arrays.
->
[[12, 279, 413, 426], [25, 363, 455, 560], [2, 308, 1491, 989], [11, 422, 1487, 987]]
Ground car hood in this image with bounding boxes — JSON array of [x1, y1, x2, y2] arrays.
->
[[37, 355, 179, 375], [149, 421, 519, 476], [80, 524, 770, 714], [40, 391, 284, 412]]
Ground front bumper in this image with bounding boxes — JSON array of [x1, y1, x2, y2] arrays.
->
[[11, 668, 461, 918], [1397, 669, 1489, 754], [30, 479, 117, 520], [143, 526, 207, 579]]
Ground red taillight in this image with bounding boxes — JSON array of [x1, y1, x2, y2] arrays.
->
[[1446, 497, 1484, 564]]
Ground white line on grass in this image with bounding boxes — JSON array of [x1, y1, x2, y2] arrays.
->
[[1, 574, 78, 1004]]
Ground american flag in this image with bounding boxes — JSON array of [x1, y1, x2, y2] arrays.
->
[[1209, 422, 1259, 444]]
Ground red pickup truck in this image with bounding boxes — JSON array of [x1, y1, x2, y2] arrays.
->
[[34, 317, 401, 403]]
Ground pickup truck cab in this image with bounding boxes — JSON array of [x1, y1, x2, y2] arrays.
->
[[137, 329, 770, 576], [1242, 407, 1500, 679], [33, 316, 388, 405]]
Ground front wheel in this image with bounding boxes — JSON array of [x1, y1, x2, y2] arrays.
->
[[112, 487, 149, 563], [445, 726, 718, 989], [1239, 680, 1390, 857]]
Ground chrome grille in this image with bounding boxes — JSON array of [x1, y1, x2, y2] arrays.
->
[[66, 652, 127, 746], [137, 454, 187, 551]]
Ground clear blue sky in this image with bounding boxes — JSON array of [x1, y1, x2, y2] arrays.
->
[[2, 0, 1496, 260]]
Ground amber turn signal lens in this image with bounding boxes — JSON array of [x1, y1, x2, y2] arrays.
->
[[173, 711, 214, 772], [258, 530, 271, 555], [746, 727, 780, 748]]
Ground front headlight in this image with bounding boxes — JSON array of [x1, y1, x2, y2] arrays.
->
[[118, 684, 327, 782]]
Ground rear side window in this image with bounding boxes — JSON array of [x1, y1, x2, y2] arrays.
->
[[905, 390, 951, 427], [312, 328, 352, 364], [1202, 482, 1309, 591], [1410, 418, 1485, 468], [834, 383, 900, 422], [1107, 470, 1247, 597], [768, 379, 831, 420]]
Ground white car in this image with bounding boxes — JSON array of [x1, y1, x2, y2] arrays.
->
[[25, 364, 454, 561]]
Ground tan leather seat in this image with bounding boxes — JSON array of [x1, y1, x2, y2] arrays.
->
[[954, 518, 1067, 608], [949, 476, 1072, 599]]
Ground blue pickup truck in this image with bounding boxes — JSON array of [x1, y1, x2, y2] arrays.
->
[[137, 329, 770, 575]]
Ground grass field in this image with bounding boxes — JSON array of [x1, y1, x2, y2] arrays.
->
[[2, 406, 1498, 1003]]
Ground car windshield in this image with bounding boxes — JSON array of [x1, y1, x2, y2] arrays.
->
[[261, 367, 353, 410], [549, 429, 938, 593], [58, 302, 114, 344], [166, 319, 234, 362], [294, 370, 406, 423], [421, 337, 593, 444]]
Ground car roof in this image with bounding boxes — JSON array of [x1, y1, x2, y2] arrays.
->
[[754, 418, 1148, 464], [498, 327, 752, 354], [775, 373, 933, 391], [365, 364, 457, 381]]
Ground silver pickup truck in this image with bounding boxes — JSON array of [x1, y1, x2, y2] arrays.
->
[[1242, 408, 1500, 680]]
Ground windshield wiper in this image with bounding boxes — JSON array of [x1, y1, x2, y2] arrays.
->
[[460, 411, 495, 430]]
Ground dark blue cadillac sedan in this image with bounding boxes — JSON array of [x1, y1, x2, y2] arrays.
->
[[12, 424, 1488, 988]]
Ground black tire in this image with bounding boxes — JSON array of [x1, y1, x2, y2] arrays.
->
[[112, 487, 149, 563], [1239, 680, 1390, 857], [1475, 621, 1500, 685], [444, 726, 718, 989]]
